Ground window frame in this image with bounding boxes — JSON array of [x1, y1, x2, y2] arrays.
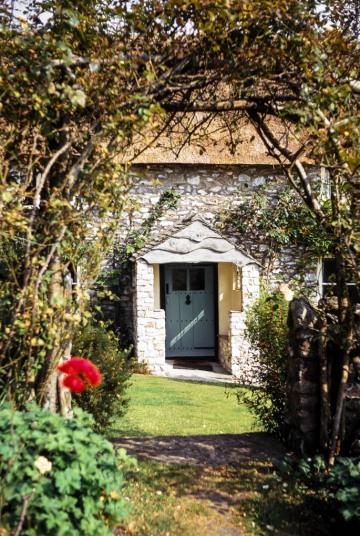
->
[[318, 258, 357, 302]]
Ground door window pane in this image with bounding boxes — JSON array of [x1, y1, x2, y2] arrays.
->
[[323, 259, 337, 283], [190, 268, 205, 290], [172, 269, 187, 291]]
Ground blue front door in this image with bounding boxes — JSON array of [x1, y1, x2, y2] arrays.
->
[[164, 264, 215, 358]]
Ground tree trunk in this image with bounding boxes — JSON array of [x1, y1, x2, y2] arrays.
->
[[319, 309, 330, 452], [36, 260, 73, 415], [328, 246, 354, 465]]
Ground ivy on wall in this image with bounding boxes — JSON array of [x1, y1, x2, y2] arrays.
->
[[220, 187, 333, 282], [97, 189, 181, 342]]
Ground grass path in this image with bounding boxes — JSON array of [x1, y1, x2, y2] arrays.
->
[[117, 460, 331, 536], [113, 375, 332, 536]]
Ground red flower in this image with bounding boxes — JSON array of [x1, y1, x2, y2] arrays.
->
[[62, 374, 86, 392], [57, 357, 102, 392]]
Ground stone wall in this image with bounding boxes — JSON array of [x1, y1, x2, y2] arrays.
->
[[110, 163, 320, 337], [286, 298, 360, 456]]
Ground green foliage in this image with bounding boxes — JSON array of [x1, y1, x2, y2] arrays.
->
[[0, 403, 133, 535], [221, 188, 332, 265], [238, 287, 289, 440], [72, 321, 134, 434], [0, 0, 165, 407], [328, 457, 360, 522], [124, 189, 181, 257], [274, 454, 360, 524]]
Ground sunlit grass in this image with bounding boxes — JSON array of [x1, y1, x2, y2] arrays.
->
[[110, 374, 258, 437]]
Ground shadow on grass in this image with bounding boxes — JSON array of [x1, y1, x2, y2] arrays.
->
[[110, 432, 285, 465], [123, 460, 353, 536]]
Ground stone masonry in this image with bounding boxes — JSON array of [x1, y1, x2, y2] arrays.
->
[[104, 163, 321, 375]]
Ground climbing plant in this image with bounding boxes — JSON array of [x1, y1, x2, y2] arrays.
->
[[105, 189, 180, 287], [99, 189, 180, 338], [221, 187, 333, 278]]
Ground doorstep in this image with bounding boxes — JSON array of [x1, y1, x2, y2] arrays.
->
[[151, 360, 237, 384]]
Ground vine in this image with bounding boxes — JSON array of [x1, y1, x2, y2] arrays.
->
[[220, 187, 333, 280], [98, 189, 181, 343]]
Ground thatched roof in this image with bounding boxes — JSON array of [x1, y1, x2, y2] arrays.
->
[[127, 114, 307, 165]]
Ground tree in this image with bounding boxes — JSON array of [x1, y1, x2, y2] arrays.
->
[[0, 0, 164, 410], [1, 1, 359, 461]]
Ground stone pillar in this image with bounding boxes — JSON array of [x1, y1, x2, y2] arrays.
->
[[242, 263, 260, 308], [229, 263, 260, 377], [134, 259, 166, 369], [229, 311, 247, 376]]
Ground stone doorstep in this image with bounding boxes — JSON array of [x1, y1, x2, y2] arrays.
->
[[151, 360, 237, 384]]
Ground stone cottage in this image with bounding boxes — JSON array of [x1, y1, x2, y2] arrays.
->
[[108, 120, 322, 376]]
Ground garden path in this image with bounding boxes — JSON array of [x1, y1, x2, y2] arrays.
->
[[111, 432, 285, 466], [113, 364, 286, 535], [113, 433, 285, 536]]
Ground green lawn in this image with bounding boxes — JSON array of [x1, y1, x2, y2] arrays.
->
[[114, 374, 337, 536], [110, 374, 258, 437]]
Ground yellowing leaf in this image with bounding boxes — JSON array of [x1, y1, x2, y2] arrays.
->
[[2, 191, 13, 202]]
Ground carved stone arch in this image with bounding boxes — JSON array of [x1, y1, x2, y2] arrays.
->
[[138, 218, 257, 267]]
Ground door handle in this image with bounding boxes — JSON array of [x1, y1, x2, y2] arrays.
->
[[166, 283, 169, 294], [185, 294, 191, 305]]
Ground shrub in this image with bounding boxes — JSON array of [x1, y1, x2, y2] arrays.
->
[[0, 403, 133, 535], [238, 287, 289, 440], [72, 321, 134, 434], [328, 457, 360, 522], [275, 455, 360, 525]]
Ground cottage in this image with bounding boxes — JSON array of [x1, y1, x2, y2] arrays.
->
[[108, 120, 321, 376]]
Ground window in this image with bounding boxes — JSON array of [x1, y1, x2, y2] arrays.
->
[[172, 269, 187, 291], [189, 268, 205, 290], [320, 258, 357, 303]]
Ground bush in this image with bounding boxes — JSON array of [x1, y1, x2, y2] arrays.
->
[[328, 457, 360, 522], [238, 287, 289, 440], [0, 403, 133, 535], [275, 455, 360, 525], [72, 321, 134, 434]]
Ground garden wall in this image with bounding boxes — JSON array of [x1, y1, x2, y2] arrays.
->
[[286, 298, 360, 456]]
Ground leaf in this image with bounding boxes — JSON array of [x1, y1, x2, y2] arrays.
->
[[67, 88, 87, 108], [89, 62, 100, 73], [2, 191, 13, 202]]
